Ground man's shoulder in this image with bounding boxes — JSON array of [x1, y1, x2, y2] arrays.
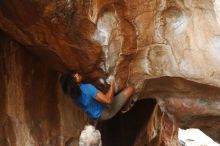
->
[[81, 83, 95, 90], [82, 84, 99, 93], [81, 83, 93, 87]]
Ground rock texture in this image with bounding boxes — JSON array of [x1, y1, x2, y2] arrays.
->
[[0, 31, 88, 146], [134, 105, 179, 146], [1, 0, 220, 145]]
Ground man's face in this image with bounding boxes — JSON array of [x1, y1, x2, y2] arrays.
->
[[73, 73, 82, 83]]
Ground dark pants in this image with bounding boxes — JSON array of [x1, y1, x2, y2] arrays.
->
[[100, 91, 128, 120]]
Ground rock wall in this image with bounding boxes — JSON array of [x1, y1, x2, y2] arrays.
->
[[138, 105, 180, 146], [0, 31, 87, 146], [1, 0, 220, 89], [1, 0, 220, 145]]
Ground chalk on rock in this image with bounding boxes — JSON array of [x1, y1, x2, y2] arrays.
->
[[106, 75, 115, 84], [98, 78, 105, 84]]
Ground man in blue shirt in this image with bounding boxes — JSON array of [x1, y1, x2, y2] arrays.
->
[[76, 83, 104, 120], [60, 71, 135, 120]]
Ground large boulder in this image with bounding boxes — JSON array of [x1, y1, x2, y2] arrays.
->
[[1, 0, 220, 145]]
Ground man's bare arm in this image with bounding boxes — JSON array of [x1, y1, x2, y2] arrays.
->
[[95, 80, 115, 104]]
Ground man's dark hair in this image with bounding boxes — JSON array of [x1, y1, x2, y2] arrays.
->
[[60, 70, 81, 99]]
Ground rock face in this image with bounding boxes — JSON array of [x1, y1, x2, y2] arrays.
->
[[0, 31, 88, 146], [134, 105, 180, 146], [1, 0, 220, 145]]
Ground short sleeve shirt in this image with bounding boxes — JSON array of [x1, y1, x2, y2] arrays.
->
[[74, 84, 105, 120]]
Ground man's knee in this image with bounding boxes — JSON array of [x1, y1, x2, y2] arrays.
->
[[123, 86, 135, 97]]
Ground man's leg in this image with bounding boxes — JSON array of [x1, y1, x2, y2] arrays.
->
[[121, 87, 138, 113], [100, 87, 134, 120], [122, 86, 135, 97]]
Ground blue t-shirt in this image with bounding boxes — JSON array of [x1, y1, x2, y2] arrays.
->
[[74, 83, 105, 120]]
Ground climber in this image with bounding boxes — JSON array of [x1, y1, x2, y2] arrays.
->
[[60, 70, 135, 121]]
